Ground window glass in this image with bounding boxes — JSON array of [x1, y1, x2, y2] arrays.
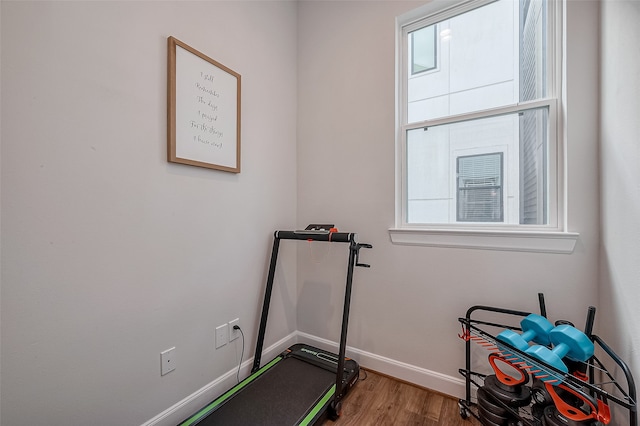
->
[[406, 106, 549, 225], [407, 0, 547, 124], [401, 0, 554, 227], [410, 25, 437, 75]]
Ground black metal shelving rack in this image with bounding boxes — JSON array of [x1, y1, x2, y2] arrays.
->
[[457, 293, 637, 426]]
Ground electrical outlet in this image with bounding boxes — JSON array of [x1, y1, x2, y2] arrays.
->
[[229, 318, 240, 342], [215, 323, 228, 349], [161, 347, 176, 376]]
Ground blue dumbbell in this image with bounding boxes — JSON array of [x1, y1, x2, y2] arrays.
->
[[496, 314, 553, 351], [526, 324, 594, 373]]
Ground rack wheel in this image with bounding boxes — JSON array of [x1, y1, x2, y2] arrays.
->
[[458, 401, 470, 419], [459, 407, 470, 419]]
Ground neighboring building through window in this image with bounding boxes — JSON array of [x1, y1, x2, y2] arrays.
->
[[399, 0, 558, 228], [457, 153, 504, 222], [410, 24, 437, 74]]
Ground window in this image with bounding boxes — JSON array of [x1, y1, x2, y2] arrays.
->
[[410, 25, 437, 74], [397, 0, 561, 232], [457, 153, 503, 222]]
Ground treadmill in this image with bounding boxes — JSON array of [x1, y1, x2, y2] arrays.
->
[[179, 228, 372, 426]]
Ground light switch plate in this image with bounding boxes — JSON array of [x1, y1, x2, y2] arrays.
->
[[161, 347, 176, 376], [215, 324, 228, 349]]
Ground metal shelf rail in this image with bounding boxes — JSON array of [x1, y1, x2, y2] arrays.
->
[[457, 294, 637, 426]]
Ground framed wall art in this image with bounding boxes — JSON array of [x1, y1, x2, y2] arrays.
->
[[167, 36, 241, 172]]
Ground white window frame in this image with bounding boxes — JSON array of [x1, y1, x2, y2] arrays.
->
[[391, 0, 579, 253]]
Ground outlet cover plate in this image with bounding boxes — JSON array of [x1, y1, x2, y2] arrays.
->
[[229, 318, 240, 342]]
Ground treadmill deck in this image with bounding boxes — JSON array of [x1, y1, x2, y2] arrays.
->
[[181, 344, 359, 426]]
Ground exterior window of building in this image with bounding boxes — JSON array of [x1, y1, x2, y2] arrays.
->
[[457, 153, 503, 222], [410, 24, 437, 74], [398, 0, 559, 229]]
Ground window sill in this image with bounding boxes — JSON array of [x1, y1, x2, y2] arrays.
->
[[388, 228, 579, 254]]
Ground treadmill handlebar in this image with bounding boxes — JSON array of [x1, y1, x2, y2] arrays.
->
[[275, 230, 356, 243]]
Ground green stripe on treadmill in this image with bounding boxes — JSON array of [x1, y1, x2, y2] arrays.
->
[[299, 384, 336, 426], [180, 356, 283, 426]]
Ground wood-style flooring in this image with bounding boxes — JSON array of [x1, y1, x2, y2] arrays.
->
[[323, 369, 482, 426]]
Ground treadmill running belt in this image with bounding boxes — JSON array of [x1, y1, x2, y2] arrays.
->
[[195, 357, 336, 425]]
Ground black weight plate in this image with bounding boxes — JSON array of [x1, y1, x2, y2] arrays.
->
[[484, 375, 532, 407], [531, 403, 548, 421], [494, 379, 523, 393], [478, 403, 508, 425], [531, 381, 553, 406], [480, 414, 507, 426], [532, 377, 582, 408], [478, 387, 508, 416], [542, 405, 595, 426]]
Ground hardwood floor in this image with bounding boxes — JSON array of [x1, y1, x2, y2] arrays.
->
[[323, 369, 482, 426]]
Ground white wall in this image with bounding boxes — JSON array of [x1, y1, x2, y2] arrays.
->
[[0, 2, 298, 425], [600, 0, 640, 422], [297, 0, 600, 397], [0, 2, 3, 422]]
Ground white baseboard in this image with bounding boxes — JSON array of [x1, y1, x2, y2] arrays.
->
[[141, 332, 297, 426], [142, 331, 465, 426], [296, 332, 466, 399]]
